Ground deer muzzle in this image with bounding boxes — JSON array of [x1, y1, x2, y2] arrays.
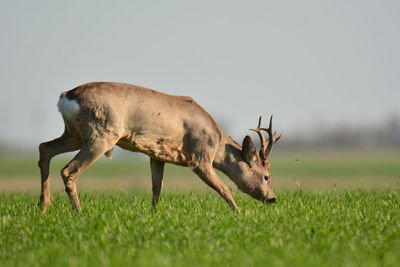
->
[[266, 191, 276, 204]]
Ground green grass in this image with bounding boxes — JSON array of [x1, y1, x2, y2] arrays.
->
[[0, 155, 152, 178], [270, 150, 400, 178], [2, 151, 399, 192], [1, 151, 399, 265], [1, 191, 399, 267], [1, 150, 400, 179]]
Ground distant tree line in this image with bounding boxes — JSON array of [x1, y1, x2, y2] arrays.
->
[[280, 116, 400, 150], [1, 116, 400, 155]]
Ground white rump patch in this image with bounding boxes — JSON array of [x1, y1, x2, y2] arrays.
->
[[57, 94, 80, 119]]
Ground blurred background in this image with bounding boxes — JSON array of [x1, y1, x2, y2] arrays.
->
[[1, 0, 399, 192]]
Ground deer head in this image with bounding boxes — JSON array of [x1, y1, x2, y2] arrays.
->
[[240, 115, 282, 203]]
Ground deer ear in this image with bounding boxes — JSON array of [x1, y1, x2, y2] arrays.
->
[[242, 135, 259, 166]]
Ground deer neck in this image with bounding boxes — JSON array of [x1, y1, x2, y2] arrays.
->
[[213, 135, 250, 191]]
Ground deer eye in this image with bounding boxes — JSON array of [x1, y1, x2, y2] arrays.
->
[[264, 175, 269, 181]]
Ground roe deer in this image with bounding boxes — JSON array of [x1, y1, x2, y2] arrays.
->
[[38, 82, 281, 213]]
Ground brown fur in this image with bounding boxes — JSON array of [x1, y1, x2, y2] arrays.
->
[[38, 82, 280, 213]]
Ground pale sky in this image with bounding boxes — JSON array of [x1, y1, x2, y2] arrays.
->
[[1, 0, 399, 150]]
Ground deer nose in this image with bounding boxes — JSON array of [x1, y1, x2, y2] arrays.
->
[[266, 192, 276, 204]]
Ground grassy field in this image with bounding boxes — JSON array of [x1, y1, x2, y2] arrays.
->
[[1, 150, 400, 192], [1, 191, 399, 267], [1, 150, 400, 266]]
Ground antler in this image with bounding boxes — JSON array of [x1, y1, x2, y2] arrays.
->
[[249, 115, 282, 161], [261, 115, 282, 160], [250, 116, 267, 161]]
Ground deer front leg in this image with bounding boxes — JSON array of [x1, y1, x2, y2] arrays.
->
[[150, 158, 165, 210], [38, 133, 81, 213], [191, 164, 239, 213], [61, 140, 113, 211]]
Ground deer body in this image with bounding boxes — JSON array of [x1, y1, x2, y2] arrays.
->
[[38, 82, 280, 213]]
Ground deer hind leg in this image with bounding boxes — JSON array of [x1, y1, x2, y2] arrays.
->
[[38, 133, 81, 213], [150, 158, 165, 210], [61, 138, 116, 211], [191, 163, 239, 213]]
